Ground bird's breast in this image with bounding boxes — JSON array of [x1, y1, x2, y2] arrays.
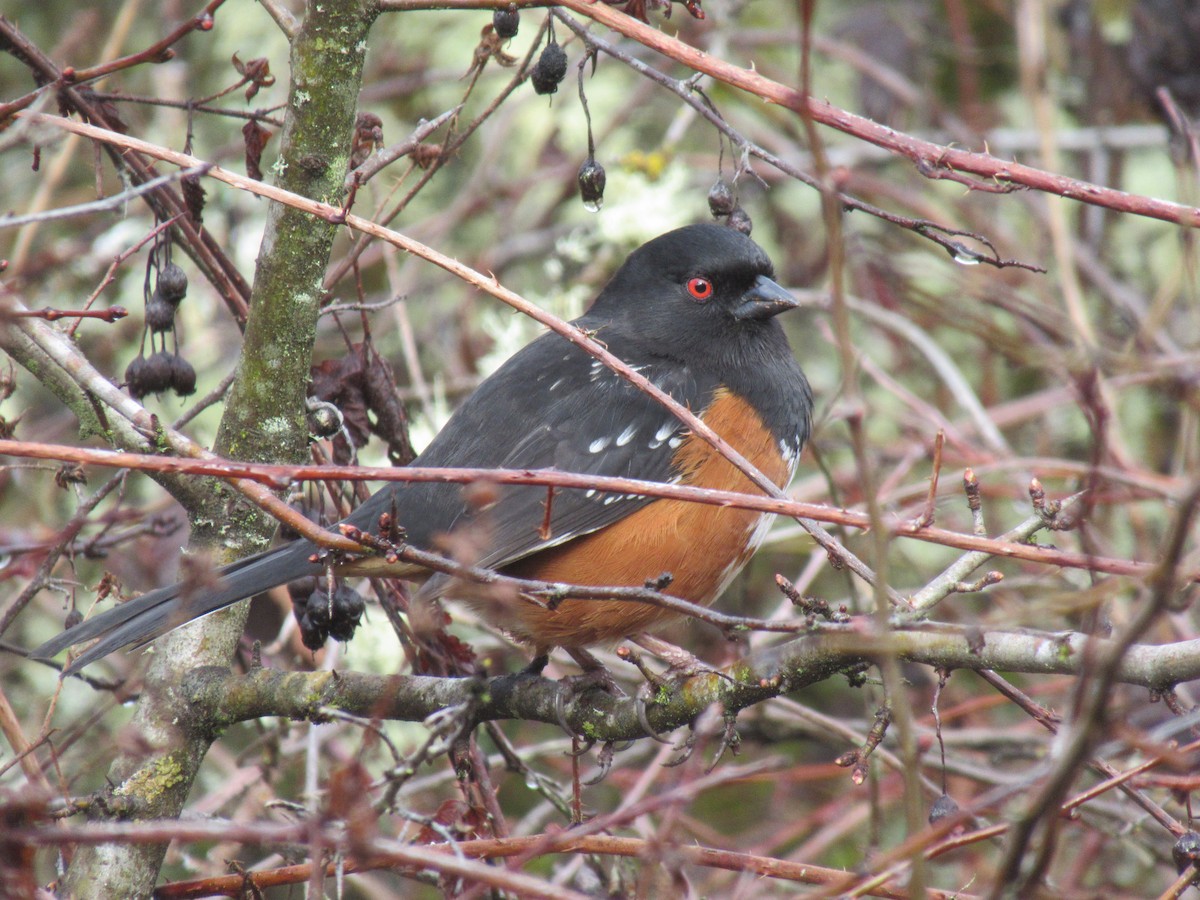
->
[[495, 386, 795, 649]]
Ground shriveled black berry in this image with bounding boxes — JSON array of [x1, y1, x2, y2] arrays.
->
[[531, 42, 567, 95], [143, 352, 175, 394], [125, 353, 172, 399], [708, 178, 734, 216], [124, 356, 149, 397], [144, 291, 175, 333], [577, 157, 606, 210], [306, 400, 343, 440], [301, 592, 332, 647], [156, 263, 188, 303], [327, 583, 366, 642], [167, 354, 197, 396], [289, 577, 329, 649], [1174, 831, 1200, 876], [727, 206, 753, 236], [928, 793, 959, 826], [297, 613, 328, 650], [493, 5, 519, 39]]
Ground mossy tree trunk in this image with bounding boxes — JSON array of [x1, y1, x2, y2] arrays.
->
[[60, 2, 377, 896]]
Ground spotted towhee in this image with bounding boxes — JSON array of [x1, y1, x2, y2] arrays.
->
[[35, 223, 813, 674]]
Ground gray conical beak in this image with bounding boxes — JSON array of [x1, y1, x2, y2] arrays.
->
[[731, 274, 799, 320]]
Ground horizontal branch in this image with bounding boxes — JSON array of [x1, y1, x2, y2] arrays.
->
[[15, 819, 591, 900], [0, 438, 1187, 583], [11, 819, 967, 898], [177, 625, 1200, 743]]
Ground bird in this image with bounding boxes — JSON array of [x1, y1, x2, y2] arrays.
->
[[33, 223, 813, 676]]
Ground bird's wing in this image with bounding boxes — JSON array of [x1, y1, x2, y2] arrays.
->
[[350, 327, 716, 572]]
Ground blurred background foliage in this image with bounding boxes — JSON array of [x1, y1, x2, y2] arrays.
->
[[2, 0, 1199, 895]]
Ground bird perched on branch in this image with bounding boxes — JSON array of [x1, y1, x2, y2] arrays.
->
[[34, 223, 813, 676]]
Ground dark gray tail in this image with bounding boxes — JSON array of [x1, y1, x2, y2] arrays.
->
[[32, 540, 321, 675]]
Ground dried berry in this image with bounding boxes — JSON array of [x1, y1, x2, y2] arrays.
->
[[297, 613, 327, 651], [531, 41, 567, 95], [928, 793, 959, 826], [493, 5, 519, 39], [306, 400, 343, 440], [708, 178, 734, 216], [167, 354, 197, 396], [577, 157, 606, 211], [1174, 831, 1200, 876], [727, 206, 753, 236], [124, 356, 149, 397], [144, 352, 175, 393], [144, 291, 175, 334], [327, 583, 366, 642], [290, 580, 327, 650], [126, 353, 173, 399], [156, 263, 188, 303]]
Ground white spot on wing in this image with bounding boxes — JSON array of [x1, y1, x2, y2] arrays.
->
[[649, 421, 675, 449], [549, 378, 565, 391], [667, 435, 683, 450], [588, 361, 644, 383], [585, 489, 596, 498], [615, 423, 638, 446], [588, 436, 610, 453]]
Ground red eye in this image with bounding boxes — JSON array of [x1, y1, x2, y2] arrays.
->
[[686, 277, 713, 301]]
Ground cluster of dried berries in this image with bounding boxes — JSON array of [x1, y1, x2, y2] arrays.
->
[[125, 352, 196, 398], [142, 263, 187, 334], [125, 238, 197, 399], [708, 178, 753, 235], [288, 576, 366, 651]]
